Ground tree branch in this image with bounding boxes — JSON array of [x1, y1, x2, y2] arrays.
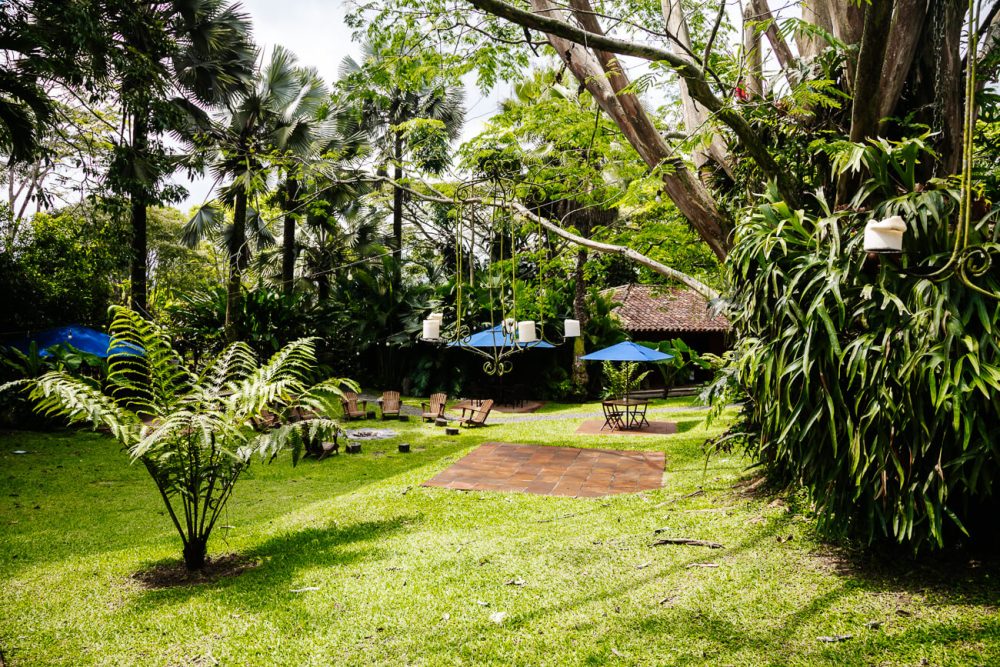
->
[[511, 202, 720, 300], [355, 173, 720, 299], [465, 0, 799, 208]]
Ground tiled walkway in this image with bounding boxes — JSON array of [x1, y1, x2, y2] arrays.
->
[[423, 442, 665, 497]]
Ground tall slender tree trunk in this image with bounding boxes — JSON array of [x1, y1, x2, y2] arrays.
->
[[572, 246, 589, 397], [129, 111, 149, 316], [391, 131, 404, 287], [281, 177, 299, 295], [226, 187, 248, 338]]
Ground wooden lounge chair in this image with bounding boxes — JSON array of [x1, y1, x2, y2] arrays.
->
[[421, 393, 448, 422], [380, 390, 401, 419], [459, 399, 494, 428], [340, 392, 367, 420]]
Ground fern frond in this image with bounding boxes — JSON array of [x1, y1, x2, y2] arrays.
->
[[296, 377, 360, 417], [107, 307, 193, 416], [257, 337, 319, 386], [28, 371, 141, 444], [196, 341, 259, 393], [248, 417, 340, 464]]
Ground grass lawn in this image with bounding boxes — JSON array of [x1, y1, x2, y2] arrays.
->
[[1, 398, 997, 666]]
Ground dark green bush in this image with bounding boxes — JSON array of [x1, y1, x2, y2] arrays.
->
[[716, 171, 1000, 550]]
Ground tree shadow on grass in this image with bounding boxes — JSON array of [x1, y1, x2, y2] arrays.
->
[[2, 433, 465, 573], [484, 489, 1000, 665], [130, 514, 420, 609], [674, 419, 702, 434]]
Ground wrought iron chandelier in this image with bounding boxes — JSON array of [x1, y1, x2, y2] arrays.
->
[[420, 179, 579, 376]]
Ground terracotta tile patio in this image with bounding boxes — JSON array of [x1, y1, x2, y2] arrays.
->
[[422, 442, 665, 497]]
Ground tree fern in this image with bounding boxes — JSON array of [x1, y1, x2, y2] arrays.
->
[[2, 306, 358, 570]]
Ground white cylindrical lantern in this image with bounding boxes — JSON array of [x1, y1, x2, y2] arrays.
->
[[422, 318, 441, 340], [864, 216, 906, 253], [564, 319, 581, 338], [517, 320, 537, 343]]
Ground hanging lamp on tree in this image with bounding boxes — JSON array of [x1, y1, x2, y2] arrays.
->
[[419, 147, 579, 375], [864, 0, 1000, 300]]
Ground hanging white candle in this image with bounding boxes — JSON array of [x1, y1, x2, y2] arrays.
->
[[422, 318, 441, 340], [518, 321, 537, 342], [864, 216, 906, 252]]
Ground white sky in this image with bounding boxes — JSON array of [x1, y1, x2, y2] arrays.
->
[[175, 0, 507, 210]]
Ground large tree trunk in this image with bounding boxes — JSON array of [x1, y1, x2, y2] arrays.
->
[[226, 187, 248, 338], [748, 0, 796, 79], [529, 0, 732, 260], [797, 0, 833, 59], [849, 0, 896, 143], [877, 0, 929, 126], [281, 177, 299, 295], [129, 111, 149, 316], [392, 131, 404, 286], [659, 0, 733, 176], [743, 2, 763, 96], [936, 0, 968, 175]]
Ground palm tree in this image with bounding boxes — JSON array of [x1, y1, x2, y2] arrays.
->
[[276, 99, 369, 294], [184, 46, 323, 334], [7, 306, 356, 571], [340, 43, 465, 287], [297, 184, 382, 300], [108, 0, 256, 315]]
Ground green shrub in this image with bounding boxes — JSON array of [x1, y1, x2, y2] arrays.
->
[[715, 173, 1000, 550], [601, 361, 650, 400]]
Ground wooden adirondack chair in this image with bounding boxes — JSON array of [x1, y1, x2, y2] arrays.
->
[[459, 399, 494, 428], [340, 392, 367, 420], [380, 391, 401, 419], [421, 393, 448, 422]]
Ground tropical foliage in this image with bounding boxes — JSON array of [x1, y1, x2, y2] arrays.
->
[[711, 138, 1000, 549], [4, 307, 357, 570]]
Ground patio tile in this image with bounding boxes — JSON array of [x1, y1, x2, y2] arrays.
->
[[423, 442, 665, 497]]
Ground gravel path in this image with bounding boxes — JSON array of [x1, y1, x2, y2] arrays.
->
[[359, 394, 709, 424]]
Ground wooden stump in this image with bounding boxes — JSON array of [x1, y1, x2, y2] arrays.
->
[[398, 443, 411, 453], [346, 443, 362, 454], [445, 427, 459, 436]]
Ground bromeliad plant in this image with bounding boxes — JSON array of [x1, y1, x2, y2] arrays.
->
[[4, 307, 357, 570], [712, 138, 1000, 549]]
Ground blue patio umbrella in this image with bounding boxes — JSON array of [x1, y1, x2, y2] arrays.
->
[[580, 341, 672, 362], [6, 325, 142, 358], [447, 324, 555, 349], [580, 341, 672, 401]]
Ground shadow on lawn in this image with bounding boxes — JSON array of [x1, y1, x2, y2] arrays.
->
[[2, 429, 466, 573], [489, 492, 1000, 665], [132, 514, 420, 605]]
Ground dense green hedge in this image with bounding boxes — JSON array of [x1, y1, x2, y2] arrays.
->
[[719, 178, 1000, 550]]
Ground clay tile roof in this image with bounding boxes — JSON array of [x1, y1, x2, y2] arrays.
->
[[603, 284, 730, 333]]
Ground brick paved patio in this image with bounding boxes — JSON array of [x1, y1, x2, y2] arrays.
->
[[423, 442, 665, 497]]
